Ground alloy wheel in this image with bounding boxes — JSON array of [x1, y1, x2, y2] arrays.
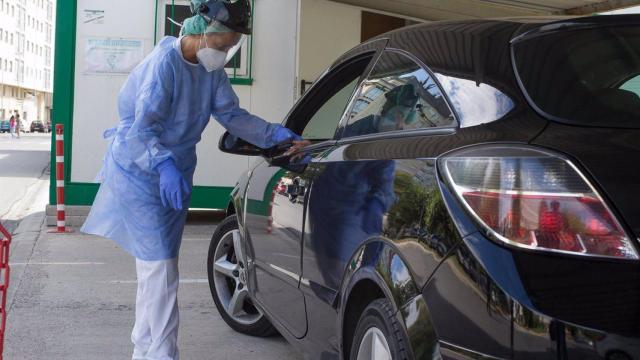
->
[[356, 327, 392, 360], [212, 229, 262, 325]]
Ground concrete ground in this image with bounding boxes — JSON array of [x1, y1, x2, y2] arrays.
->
[[0, 132, 302, 359], [0, 133, 51, 234], [4, 213, 303, 360]]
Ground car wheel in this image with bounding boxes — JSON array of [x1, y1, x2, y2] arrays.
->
[[207, 215, 277, 337], [350, 298, 410, 360]]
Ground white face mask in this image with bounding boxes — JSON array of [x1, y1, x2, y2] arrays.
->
[[196, 35, 228, 72]]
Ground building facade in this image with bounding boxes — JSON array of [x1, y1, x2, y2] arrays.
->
[[0, 0, 54, 126]]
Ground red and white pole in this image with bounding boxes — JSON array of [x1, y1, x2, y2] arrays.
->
[[49, 124, 73, 233]]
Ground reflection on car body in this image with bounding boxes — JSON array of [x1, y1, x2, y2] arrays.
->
[[207, 15, 640, 360]]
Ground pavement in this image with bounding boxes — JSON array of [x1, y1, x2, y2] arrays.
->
[[0, 132, 302, 359], [0, 133, 51, 234]]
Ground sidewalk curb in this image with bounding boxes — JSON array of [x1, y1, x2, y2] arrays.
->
[[45, 205, 90, 228], [6, 211, 45, 313]]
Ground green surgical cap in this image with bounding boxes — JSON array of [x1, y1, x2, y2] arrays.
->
[[180, 0, 232, 36]]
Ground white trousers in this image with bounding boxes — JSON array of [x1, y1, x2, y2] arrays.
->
[[132, 258, 180, 360]]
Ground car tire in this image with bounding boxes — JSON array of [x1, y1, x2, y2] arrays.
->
[[207, 215, 278, 337], [349, 298, 410, 360]]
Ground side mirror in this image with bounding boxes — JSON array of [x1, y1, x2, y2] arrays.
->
[[218, 131, 263, 156]]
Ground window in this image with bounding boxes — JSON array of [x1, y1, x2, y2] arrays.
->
[[302, 78, 360, 140], [513, 25, 640, 128], [44, 68, 50, 89], [343, 51, 455, 138], [435, 74, 514, 128], [287, 55, 373, 140], [17, 60, 24, 83], [17, 7, 24, 31]]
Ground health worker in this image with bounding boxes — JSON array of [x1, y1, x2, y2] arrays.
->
[[81, 1, 305, 359]]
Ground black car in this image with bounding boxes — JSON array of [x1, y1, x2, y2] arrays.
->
[[207, 15, 640, 360], [30, 120, 46, 133]]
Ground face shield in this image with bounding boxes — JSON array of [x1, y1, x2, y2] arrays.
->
[[378, 84, 420, 131], [194, 0, 252, 35], [200, 29, 246, 67], [223, 33, 246, 65]]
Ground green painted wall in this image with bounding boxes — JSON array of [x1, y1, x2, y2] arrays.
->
[[49, 0, 254, 210]]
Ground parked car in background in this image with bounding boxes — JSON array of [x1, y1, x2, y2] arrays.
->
[[207, 15, 640, 360], [275, 181, 288, 195], [30, 120, 46, 133], [0, 120, 9, 133]]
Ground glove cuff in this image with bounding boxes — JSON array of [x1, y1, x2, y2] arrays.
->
[[155, 158, 176, 173]]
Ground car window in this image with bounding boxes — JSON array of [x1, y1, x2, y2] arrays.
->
[[435, 74, 515, 128], [342, 50, 455, 138], [302, 77, 360, 140], [288, 55, 374, 141], [621, 75, 640, 97], [513, 26, 640, 128]]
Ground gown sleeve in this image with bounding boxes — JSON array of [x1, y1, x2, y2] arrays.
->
[[211, 71, 281, 149], [123, 55, 175, 173]]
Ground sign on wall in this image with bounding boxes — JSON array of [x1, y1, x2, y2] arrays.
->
[[84, 38, 144, 75], [82, 9, 105, 25]]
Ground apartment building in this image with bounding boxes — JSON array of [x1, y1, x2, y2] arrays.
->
[[0, 0, 54, 125]]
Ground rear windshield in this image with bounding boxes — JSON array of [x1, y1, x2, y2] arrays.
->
[[513, 26, 640, 128]]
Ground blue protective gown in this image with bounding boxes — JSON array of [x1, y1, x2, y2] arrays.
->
[[81, 36, 284, 261]]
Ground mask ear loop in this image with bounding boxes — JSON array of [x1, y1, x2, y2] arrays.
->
[[200, 32, 209, 51]]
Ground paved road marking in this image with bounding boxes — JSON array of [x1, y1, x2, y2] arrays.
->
[[180, 237, 210, 242], [105, 279, 208, 284]]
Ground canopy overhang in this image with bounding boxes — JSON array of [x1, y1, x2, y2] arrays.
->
[[330, 0, 640, 21]]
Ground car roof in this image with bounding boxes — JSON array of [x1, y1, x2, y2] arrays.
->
[[334, 15, 640, 101]]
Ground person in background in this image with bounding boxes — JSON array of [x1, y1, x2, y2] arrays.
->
[[15, 113, 21, 138], [9, 114, 15, 138]]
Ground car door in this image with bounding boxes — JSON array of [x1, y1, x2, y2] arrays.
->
[[244, 49, 379, 339], [296, 49, 502, 355]]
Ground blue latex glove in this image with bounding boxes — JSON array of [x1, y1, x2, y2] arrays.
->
[[272, 125, 302, 144], [156, 159, 190, 210], [361, 198, 386, 234]]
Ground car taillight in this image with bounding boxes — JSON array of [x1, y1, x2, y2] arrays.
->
[[440, 146, 638, 259]]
